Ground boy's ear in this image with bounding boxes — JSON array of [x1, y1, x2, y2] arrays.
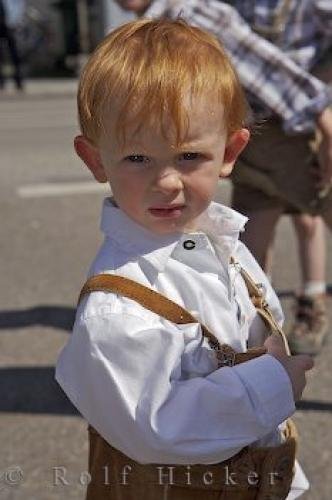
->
[[219, 129, 250, 178], [74, 135, 108, 183]]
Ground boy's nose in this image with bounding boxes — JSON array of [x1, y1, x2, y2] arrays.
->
[[153, 170, 183, 193]]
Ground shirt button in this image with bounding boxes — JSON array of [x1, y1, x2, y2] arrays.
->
[[183, 239, 196, 250]]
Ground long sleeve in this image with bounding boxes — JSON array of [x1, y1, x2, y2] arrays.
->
[[163, 0, 332, 133], [56, 304, 295, 465]]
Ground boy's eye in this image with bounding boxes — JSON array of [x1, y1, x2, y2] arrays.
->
[[179, 152, 201, 161], [124, 155, 148, 163]]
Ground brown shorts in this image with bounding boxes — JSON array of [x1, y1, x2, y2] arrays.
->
[[231, 119, 332, 215]]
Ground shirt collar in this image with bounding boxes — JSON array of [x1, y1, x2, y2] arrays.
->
[[100, 197, 247, 273]]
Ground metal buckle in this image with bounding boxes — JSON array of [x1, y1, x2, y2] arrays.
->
[[208, 339, 236, 368], [216, 350, 236, 368]]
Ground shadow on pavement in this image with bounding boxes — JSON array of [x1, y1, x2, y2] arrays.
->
[[0, 306, 75, 332], [296, 400, 332, 412], [0, 366, 80, 416]]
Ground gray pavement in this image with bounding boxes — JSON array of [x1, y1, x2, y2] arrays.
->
[[1, 78, 78, 98], [0, 79, 331, 499]]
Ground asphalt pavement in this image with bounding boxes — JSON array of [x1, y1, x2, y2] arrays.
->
[[0, 79, 331, 499]]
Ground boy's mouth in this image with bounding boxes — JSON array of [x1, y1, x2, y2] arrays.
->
[[148, 205, 185, 218]]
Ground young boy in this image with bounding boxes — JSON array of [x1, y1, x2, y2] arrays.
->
[[56, 18, 313, 500]]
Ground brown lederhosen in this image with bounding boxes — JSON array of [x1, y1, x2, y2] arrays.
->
[[78, 260, 297, 499]]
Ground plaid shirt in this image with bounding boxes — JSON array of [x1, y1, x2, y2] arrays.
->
[[145, 0, 332, 133]]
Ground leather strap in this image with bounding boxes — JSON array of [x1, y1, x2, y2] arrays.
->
[[78, 259, 290, 365], [234, 261, 290, 355]]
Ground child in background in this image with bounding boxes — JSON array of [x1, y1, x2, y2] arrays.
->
[[56, 18, 313, 500]]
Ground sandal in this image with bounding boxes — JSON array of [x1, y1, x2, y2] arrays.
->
[[287, 294, 329, 355]]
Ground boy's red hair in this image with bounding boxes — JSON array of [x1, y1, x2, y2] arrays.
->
[[78, 18, 248, 145]]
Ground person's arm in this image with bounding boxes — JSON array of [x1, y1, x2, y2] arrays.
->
[[172, 0, 332, 134], [56, 303, 296, 464], [317, 107, 332, 187], [309, 0, 332, 186]]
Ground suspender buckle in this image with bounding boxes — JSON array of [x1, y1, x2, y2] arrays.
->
[[208, 340, 236, 367], [216, 350, 236, 368]]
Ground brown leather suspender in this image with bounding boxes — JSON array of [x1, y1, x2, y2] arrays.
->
[[78, 259, 290, 367], [235, 261, 291, 355]]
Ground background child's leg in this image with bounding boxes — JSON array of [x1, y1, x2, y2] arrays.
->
[[239, 207, 283, 273], [292, 214, 326, 291], [322, 201, 332, 230], [288, 214, 328, 355]]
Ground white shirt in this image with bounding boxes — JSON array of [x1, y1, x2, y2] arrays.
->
[[56, 199, 308, 496]]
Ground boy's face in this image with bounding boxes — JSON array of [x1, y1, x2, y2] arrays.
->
[[75, 96, 249, 235], [114, 0, 152, 14]]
